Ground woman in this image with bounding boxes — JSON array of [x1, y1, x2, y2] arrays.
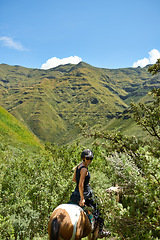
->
[[69, 149, 110, 238]]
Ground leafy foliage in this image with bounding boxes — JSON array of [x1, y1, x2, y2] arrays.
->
[[148, 59, 160, 75], [0, 143, 82, 239], [130, 88, 160, 158], [131, 88, 160, 141]]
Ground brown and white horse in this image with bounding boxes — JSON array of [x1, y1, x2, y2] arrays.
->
[[48, 204, 99, 240]]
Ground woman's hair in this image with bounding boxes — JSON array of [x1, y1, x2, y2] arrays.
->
[[81, 149, 94, 159]]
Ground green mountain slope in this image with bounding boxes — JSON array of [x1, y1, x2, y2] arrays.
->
[[0, 62, 159, 144], [0, 105, 43, 150]]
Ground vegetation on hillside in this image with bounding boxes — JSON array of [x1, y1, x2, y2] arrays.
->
[[0, 62, 159, 239], [0, 62, 159, 144], [0, 106, 43, 151]]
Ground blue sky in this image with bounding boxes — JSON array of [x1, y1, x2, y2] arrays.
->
[[0, 0, 160, 69]]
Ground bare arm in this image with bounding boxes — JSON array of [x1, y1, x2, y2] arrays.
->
[[79, 168, 87, 206]]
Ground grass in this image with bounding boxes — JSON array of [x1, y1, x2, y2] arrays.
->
[[0, 106, 43, 151], [0, 62, 159, 145]]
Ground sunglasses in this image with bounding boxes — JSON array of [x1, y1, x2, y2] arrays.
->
[[86, 157, 93, 161]]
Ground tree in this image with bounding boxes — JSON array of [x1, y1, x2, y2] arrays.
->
[[131, 61, 160, 156], [148, 58, 160, 75], [130, 88, 160, 141]]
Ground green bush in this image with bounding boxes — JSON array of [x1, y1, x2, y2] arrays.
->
[[0, 143, 83, 239], [0, 119, 160, 239], [102, 149, 160, 239]]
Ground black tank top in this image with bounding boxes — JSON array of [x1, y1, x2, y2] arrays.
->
[[75, 165, 91, 198]]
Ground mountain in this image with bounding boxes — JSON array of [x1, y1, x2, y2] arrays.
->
[[0, 62, 159, 144], [0, 105, 43, 151]]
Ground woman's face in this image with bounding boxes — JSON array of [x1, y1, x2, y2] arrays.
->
[[85, 157, 93, 166]]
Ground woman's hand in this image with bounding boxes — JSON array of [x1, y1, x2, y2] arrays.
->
[[79, 198, 85, 207]]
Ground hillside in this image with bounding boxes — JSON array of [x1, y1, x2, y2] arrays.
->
[[0, 62, 159, 144], [0, 105, 43, 151]]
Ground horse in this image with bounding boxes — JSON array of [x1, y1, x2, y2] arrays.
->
[[48, 203, 100, 240]]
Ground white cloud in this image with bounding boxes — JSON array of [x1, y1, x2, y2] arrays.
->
[[133, 49, 160, 68], [149, 49, 160, 64], [133, 58, 150, 68], [0, 36, 27, 51], [41, 56, 82, 69]]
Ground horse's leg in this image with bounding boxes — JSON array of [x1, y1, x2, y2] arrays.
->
[[87, 231, 98, 240], [93, 224, 99, 240], [88, 222, 99, 240], [87, 232, 92, 240]]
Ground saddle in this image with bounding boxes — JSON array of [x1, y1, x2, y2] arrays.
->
[[68, 202, 96, 231]]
